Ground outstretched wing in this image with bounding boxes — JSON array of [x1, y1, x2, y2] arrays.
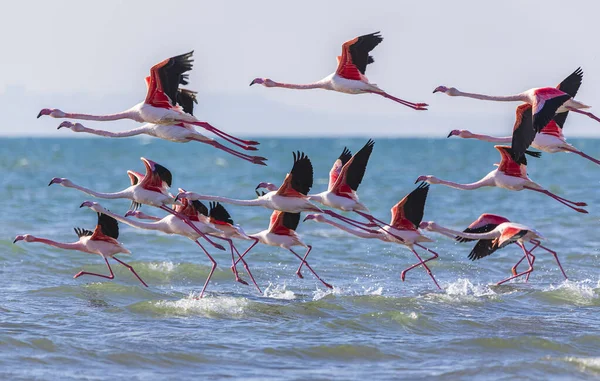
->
[[277, 151, 313, 196], [390, 182, 429, 229], [554, 67, 583, 129], [97, 213, 119, 240], [332, 140, 375, 196], [510, 104, 536, 162], [145, 51, 194, 109], [176, 89, 198, 115], [328, 147, 352, 191], [336, 32, 383, 80], [191, 200, 209, 217], [282, 212, 301, 231], [74, 227, 93, 238], [209, 202, 234, 225]]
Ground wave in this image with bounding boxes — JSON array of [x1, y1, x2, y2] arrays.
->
[[262, 344, 400, 360], [537, 279, 599, 306], [128, 293, 251, 318], [262, 283, 296, 300], [562, 356, 600, 374]]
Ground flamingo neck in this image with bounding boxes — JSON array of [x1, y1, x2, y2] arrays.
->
[[315, 216, 380, 239], [77, 124, 151, 138], [64, 109, 140, 122], [465, 133, 511, 143], [453, 90, 526, 102], [434, 176, 492, 190], [427, 223, 498, 240], [188, 194, 265, 207], [66, 182, 132, 200], [129, 211, 162, 221], [101, 209, 167, 231], [271, 81, 327, 90], [30, 237, 85, 251]]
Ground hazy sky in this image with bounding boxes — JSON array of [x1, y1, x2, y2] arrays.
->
[[4, 0, 599, 136]]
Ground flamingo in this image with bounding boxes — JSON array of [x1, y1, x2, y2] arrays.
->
[[56, 89, 266, 165], [256, 140, 378, 231], [419, 214, 567, 285], [37, 51, 259, 151], [48, 157, 227, 251], [175, 152, 322, 213], [304, 183, 442, 289], [13, 210, 148, 287], [433, 67, 600, 131], [235, 210, 333, 289], [415, 145, 588, 213], [81, 198, 259, 297], [123, 200, 263, 294], [250, 32, 428, 110]]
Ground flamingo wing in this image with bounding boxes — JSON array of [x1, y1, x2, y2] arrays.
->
[[328, 147, 352, 191], [276, 151, 313, 196], [127, 170, 144, 186], [145, 51, 194, 109], [176, 89, 198, 115], [553, 67, 583, 129], [510, 104, 536, 161], [466, 239, 502, 261], [209, 202, 234, 225], [191, 200, 209, 217], [390, 182, 429, 229], [332, 139, 374, 195], [336, 32, 383, 80], [456, 213, 509, 243], [74, 227, 93, 238], [497, 226, 528, 249], [532, 89, 571, 136], [90, 213, 120, 243], [268, 211, 300, 235], [153, 164, 173, 188], [495, 145, 528, 178]]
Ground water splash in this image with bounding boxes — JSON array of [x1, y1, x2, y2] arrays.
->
[[541, 279, 599, 306], [262, 283, 296, 300], [563, 356, 600, 374], [134, 293, 250, 318], [148, 261, 177, 273], [312, 285, 383, 301]]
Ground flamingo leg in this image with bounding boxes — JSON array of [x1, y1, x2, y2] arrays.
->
[[209, 235, 248, 286], [193, 240, 217, 298], [511, 242, 539, 281], [530, 239, 568, 280], [400, 243, 440, 281], [497, 243, 534, 285], [354, 211, 409, 244], [192, 139, 268, 166], [289, 247, 333, 289], [230, 241, 262, 294], [322, 210, 379, 231], [366, 91, 428, 110], [190, 121, 260, 149], [160, 205, 225, 251], [566, 108, 600, 124], [111, 256, 149, 287], [233, 239, 259, 265], [401, 247, 441, 289], [524, 187, 588, 213], [73, 257, 115, 281], [561, 147, 600, 166]]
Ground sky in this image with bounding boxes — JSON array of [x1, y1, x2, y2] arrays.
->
[[4, 0, 600, 137]]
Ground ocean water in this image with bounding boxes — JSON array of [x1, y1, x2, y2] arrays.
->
[[1, 136, 600, 380]]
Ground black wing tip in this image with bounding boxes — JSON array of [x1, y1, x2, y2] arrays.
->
[[524, 150, 542, 158], [97, 213, 120, 239], [191, 200, 209, 216], [153, 164, 173, 187]]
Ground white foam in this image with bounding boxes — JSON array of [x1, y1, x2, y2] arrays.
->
[[312, 285, 383, 301], [154, 293, 249, 317], [148, 261, 177, 272], [544, 279, 599, 304], [564, 356, 600, 372], [445, 278, 497, 297], [262, 283, 296, 300]]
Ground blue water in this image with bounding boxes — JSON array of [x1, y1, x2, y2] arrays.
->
[[2, 137, 600, 380]]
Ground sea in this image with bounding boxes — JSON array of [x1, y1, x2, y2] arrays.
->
[[1, 137, 599, 380]]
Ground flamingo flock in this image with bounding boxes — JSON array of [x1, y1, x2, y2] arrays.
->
[[18, 31, 598, 296]]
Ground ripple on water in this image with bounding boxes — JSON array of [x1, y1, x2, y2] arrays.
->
[[263, 344, 400, 361]]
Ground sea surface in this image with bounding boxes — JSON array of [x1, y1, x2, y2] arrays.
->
[[1, 137, 600, 380]]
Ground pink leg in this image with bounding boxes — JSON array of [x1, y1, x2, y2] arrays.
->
[[400, 243, 440, 282], [73, 257, 115, 281], [496, 243, 534, 285], [530, 239, 568, 280], [160, 205, 226, 250], [511, 242, 539, 280], [210, 235, 248, 286], [562, 147, 600, 166], [191, 121, 260, 149], [112, 256, 149, 287], [193, 240, 217, 298], [200, 139, 267, 166], [367, 91, 428, 110], [567, 108, 600, 124], [403, 247, 441, 289], [233, 239, 259, 266], [354, 211, 408, 244], [323, 210, 379, 230], [524, 187, 588, 213], [289, 247, 333, 289], [229, 241, 262, 294]]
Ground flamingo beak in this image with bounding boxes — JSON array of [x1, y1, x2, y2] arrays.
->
[[447, 131, 453, 138], [36, 111, 43, 118], [249, 80, 256, 86]]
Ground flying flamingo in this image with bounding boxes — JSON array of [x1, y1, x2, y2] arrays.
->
[[304, 183, 442, 289], [434, 67, 600, 131], [235, 210, 333, 289], [48, 157, 227, 251], [56, 89, 266, 165], [37, 51, 259, 151], [416, 145, 588, 213], [13, 210, 148, 287], [419, 214, 567, 285], [256, 140, 378, 231], [250, 32, 428, 110], [123, 200, 263, 294], [176, 152, 322, 213]]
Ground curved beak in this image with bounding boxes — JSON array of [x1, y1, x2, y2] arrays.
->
[[249, 80, 256, 86], [432, 89, 439, 94], [447, 131, 453, 138], [36, 111, 43, 118]]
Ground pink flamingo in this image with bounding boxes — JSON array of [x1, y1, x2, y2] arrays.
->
[[38, 51, 259, 151], [56, 89, 266, 165], [250, 32, 428, 110], [305, 183, 442, 289], [256, 140, 379, 232], [420, 214, 567, 285], [416, 145, 588, 213], [434, 68, 600, 131], [176, 152, 323, 213], [48, 157, 227, 251], [236, 210, 333, 289], [13, 211, 148, 287]]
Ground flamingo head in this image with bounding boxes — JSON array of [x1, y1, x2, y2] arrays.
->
[[418, 221, 437, 231], [57, 121, 84, 131], [303, 213, 325, 223], [48, 177, 73, 187], [447, 129, 472, 138], [37, 108, 66, 118], [79, 200, 104, 214], [124, 210, 140, 218], [174, 191, 191, 204], [249, 78, 276, 87], [414, 175, 439, 185], [433, 86, 459, 96], [13, 234, 34, 243]]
